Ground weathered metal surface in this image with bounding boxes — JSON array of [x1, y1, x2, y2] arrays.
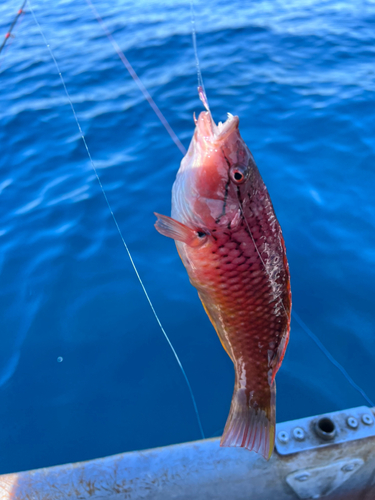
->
[[275, 406, 375, 455], [286, 458, 364, 499], [0, 407, 374, 500]]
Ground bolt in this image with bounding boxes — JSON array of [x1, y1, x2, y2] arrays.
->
[[295, 473, 310, 482], [347, 417, 358, 429], [362, 414, 374, 425], [293, 427, 305, 441], [277, 430, 289, 444], [342, 463, 355, 472]]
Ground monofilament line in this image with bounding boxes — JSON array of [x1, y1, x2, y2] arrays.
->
[[85, 0, 186, 156], [85, 0, 373, 409], [190, 0, 210, 111], [238, 198, 374, 407], [28, 0, 205, 440], [293, 311, 374, 407]]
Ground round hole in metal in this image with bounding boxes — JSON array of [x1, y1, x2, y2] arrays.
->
[[315, 417, 336, 440]]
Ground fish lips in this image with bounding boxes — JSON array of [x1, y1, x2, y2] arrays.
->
[[195, 111, 240, 145]]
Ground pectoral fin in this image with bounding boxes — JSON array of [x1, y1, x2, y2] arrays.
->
[[154, 213, 205, 247]]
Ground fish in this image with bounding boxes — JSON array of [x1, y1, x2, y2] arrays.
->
[[154, 110, 291, 460]]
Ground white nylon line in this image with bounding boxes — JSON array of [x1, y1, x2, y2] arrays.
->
[[28, 0, 205, 439]]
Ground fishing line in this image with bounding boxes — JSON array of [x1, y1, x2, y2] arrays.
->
[[82, 0, 374, 409], [185, 5, 371, 407], [190, 0, 210, 111], [191, 0, 373, 407], [293, 311, 374, 407], [85, 0, 187, 156], [28, 0, 205, 440], [237, 198, 289, 322], [238, 199, 374, 407], [25, 0, 372, 446]]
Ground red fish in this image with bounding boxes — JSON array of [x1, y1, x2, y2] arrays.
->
[[155, 111, 291, 460]]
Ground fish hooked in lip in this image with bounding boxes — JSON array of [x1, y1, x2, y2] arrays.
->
[[155, 110, 291, 460]]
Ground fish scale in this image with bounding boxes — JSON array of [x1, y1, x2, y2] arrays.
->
[[155, 110, 291, 460]]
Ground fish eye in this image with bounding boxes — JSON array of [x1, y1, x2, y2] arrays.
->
[[197, 231, 206, 238], [230, 165, 247, 184]]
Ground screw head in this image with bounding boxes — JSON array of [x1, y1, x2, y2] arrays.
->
[[342, 463, 355, 472], [277, 430, 289, 444], [347, 417, 358, 429], [362, 414, 374, 425], [293, 427, 305, 441], [295, 472, 310, 482]]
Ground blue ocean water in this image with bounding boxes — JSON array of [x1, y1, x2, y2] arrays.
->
[[0, 0, 374, 474]]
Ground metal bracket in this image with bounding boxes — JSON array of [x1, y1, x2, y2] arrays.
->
[[286, 458, 364, 499], [275, 406, 375, 455]]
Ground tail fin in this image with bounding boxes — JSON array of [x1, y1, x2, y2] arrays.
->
[[220, 382, 276, 460]]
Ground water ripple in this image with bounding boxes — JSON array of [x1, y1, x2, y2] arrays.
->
[[0, 0, 374, 474]]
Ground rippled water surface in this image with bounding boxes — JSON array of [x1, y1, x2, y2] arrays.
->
[[1, 0, 374, 474]]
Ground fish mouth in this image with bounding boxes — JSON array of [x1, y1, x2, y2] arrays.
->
[[195, 111, 240, 144]]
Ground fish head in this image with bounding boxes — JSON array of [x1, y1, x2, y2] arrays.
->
[[172, 110, 258, 232]]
